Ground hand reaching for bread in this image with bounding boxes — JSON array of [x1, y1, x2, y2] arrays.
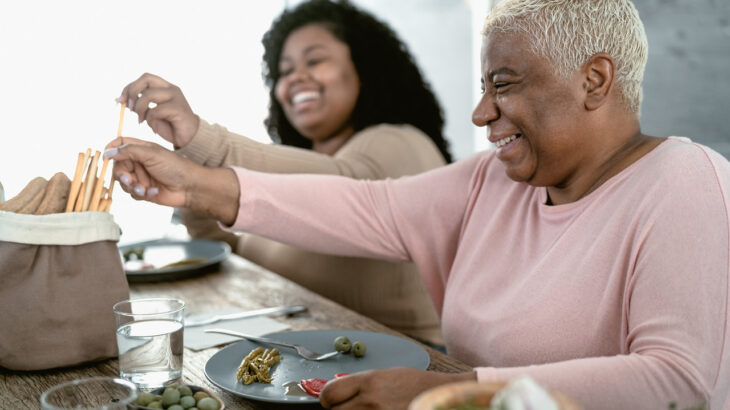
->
[[0, 148, 114, 215]]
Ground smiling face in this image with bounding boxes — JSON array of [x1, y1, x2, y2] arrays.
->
[[275, 24, 361, 153], [472, 31, 589, 188]]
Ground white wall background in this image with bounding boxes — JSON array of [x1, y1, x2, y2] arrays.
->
[[0, 1, 482, 244]]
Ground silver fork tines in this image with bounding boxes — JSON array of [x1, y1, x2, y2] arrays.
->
[[204, 328, 339, 361]]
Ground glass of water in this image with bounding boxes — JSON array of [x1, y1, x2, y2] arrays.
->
[[40, 377, 137, 409], [113, 297, 185, 389]]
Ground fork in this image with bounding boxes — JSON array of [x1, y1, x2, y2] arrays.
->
[[204, 328, 339, 361]]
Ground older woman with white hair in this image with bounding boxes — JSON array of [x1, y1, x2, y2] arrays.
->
[[106, 0, 729, 408]]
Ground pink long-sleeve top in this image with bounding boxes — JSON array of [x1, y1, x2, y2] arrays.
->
[[229, 137, 729, 409]]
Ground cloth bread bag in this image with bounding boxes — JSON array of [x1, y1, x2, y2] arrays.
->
[[0, 211, 129, 370]]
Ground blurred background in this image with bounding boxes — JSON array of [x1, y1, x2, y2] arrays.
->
[[1, 0, 728, 244]]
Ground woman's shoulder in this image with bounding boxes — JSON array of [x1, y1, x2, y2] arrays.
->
[[639, 137, 730, 209], [352, 123, 431, 143], [338, 123, 448, 171], [652, 136, 730, 178]]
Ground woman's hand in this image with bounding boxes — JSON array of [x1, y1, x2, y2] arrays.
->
[[319, 367, 476, 410], [118, 73, 200, 149], [104, 136, 240, 225]]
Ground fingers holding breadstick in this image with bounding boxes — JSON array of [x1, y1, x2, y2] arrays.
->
[[105, 136, 158, 150], [104, 142, 188, 208]]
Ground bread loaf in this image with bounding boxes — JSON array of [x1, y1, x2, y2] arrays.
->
[[35, 173, 72, 215], [0, 177, 48, 213]]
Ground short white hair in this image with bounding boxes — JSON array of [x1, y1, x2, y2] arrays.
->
[[483, 0, 648, 114]]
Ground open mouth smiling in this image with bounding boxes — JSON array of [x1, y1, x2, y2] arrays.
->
[[495, 134, 521, 148]]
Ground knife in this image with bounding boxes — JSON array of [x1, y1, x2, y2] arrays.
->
[[185, 305, 307, 327]]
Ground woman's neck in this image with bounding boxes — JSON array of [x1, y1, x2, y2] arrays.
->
[[312, 126, 355, 155], [546, 118, 663, 205]]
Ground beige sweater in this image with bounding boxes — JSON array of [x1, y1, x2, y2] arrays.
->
[[177, 119, 446, 344]]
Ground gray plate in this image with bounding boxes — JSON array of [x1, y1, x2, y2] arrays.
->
[[120, 239, 231, 282], [204, 329, 430, 404]]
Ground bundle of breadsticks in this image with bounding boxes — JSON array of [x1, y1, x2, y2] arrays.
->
[[0, 148, 114, 215]]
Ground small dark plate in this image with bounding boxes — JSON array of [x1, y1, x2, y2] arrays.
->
[[120, 238, 231, 283]]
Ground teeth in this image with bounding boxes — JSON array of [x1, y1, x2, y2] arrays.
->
[[292, 91, 320, 105], [495, 134, 518, 148]]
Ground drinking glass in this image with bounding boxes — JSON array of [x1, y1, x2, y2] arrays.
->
[[113, 297, 185, 389], [40, 377, 137, 409]]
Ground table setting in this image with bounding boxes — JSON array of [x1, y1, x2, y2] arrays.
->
[[0, 237, 472, 409], [0, 137, 536, 409]]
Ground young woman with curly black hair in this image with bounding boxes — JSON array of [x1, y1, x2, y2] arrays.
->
[[117, 0, 451, 346]]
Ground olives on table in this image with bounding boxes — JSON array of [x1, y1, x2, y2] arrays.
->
[[197, 397, 220, 410], [136, 391, 156, 406], [333, 336, 352, 353], [161, 387, 181, 407], [134, 384, 221, 410], [352, 341, 367, 357]]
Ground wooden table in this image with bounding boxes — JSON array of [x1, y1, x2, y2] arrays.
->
[[0, 254, 471, 409]]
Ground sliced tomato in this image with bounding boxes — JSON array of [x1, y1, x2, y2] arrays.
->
[[300, 378, 328, 397], [334, 373, 350, 379]]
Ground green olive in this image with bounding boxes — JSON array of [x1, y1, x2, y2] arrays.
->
[[352, 341, 367, 357], [180, 395, 196, 409], [334, 336, 352, 353], [135, 391, 156, 406], [179, 385, 193, 397], [162, 387, 181, 407], [146, 401, 163, 409], [168, 405, 184, 410], [193, 391, 209, 401], [197, 397, 220, 410]]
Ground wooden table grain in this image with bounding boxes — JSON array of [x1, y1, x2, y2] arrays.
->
[[0, 254, 470, 409]]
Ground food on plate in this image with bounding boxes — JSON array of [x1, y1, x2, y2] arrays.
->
[[352, 341, 367, 357], [136, 384, 222, 410], [236, 346, 282, 384], [0, 147, 115, 215], [334, 336, 351, 353], [122, 246, 146, 262], [299, 373, 351, 398], [121, 245, 208, 272], [301, 378, 328, 397], [160, 257, 208, 269], [333, 335, 366, 356]]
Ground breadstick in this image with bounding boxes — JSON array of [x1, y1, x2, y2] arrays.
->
[[80, 151, 101, 212], [73, 180, 86, 211], [117, 103, 126, 137], [71, 149, 92, 212], [99, 197, 111, 212], [65, 151, 87, 212], [89, 157, 110, 211]]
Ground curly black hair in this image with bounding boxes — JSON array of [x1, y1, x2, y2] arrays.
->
[[261, 0, 452, 163]]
